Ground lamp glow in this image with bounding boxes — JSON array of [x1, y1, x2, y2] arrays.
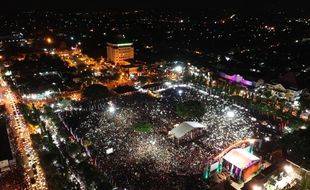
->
[[252, 185, 262, 190], [46, 37, 53, 44], [174, 65, 183, 73]]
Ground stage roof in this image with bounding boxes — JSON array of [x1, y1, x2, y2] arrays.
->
[[169, 121, 206, 139], [223, 148, 260, 169]]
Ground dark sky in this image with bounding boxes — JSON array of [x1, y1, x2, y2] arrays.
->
[[1, 0, 306, 10], [1, 0, 309, 12]]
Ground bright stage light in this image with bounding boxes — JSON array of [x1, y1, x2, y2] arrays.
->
[[284, 165, 293, 174], [226, 111, 235, 118]]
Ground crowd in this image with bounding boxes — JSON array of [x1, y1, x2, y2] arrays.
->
[[0, 168, 27, 190], [60, 86, 275, 189]]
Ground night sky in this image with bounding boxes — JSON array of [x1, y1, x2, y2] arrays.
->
[[1, 0, 305, 11]]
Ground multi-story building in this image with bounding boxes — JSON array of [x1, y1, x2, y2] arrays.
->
[[0, 117, 14, 173], [106, 37, 134, 65]]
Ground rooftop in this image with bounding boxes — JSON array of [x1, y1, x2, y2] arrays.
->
[[107, 34, 133, 46]]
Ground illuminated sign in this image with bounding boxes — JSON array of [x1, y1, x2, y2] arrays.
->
[[219, 72, 255, 87], [116, 43, 133, 47]]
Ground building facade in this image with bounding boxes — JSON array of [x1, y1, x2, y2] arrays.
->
[[107, 42, 134, 65]]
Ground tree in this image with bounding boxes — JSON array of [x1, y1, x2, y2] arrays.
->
[[41, 151, 58, 165], [182, 74, 194, 83], [300, 96, 310, 111], [176, 100, 206, 119], [82, 84, 113, 100], [18, 103, 40, 125], [138, 76, 149, 85], [77, 161, 112, 190], [111, 73, 120, 80], [67, 143, 81, 158], [263, 90, 272, 99], [82, 139, 92, 148], [280, 127, 310, 169], [301, 172, 310, 190]]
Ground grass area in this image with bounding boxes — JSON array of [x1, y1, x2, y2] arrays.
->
[[132, 121, 153, 133]]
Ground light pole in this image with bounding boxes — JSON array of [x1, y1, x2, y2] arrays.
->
[[249, 139, 255, 154]]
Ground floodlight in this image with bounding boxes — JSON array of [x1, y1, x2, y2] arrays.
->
[[226, 111, 235, 118]]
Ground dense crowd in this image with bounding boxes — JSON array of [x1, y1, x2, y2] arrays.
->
[[0, 168, 26, 190], [60, 86, 274, 189]]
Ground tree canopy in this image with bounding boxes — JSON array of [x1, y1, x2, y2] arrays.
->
[[82, 84, 113, 100], [280, 127, 310, 169], [176, 100, 206, 119], [77, 161, 112, 190]]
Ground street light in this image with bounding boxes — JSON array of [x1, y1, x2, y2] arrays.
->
[[46, 37, 53, 44], [174, 65, 183, 73]]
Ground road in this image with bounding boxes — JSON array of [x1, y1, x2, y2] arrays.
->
[[0, 74, 48, 190]]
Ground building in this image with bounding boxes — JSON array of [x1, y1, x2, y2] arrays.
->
[[242, 160, 310, 190], [106, 35, 134, 65], [218, 72, 257, 87], [266, 83, 304, 102], [120, 61, 147, 78], [0, 121, 14, 172], [265, 71, 309, 102]]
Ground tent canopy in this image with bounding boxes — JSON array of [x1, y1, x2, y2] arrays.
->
[[169, 121, 206, 139], [223, 148, 260, 169]]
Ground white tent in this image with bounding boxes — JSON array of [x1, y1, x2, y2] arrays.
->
[[169, 121, 206, 139]]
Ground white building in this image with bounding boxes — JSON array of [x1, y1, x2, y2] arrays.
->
[[266, 83, 304, 102], [107, 39, 134, 65]]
